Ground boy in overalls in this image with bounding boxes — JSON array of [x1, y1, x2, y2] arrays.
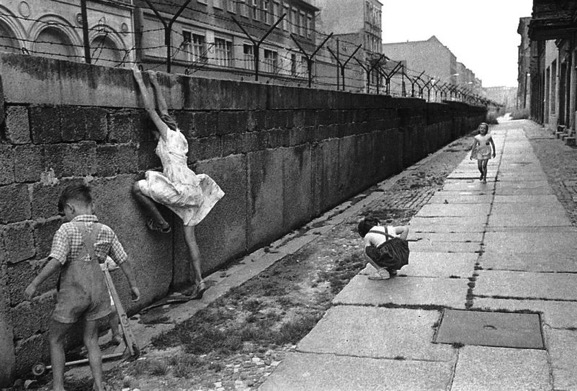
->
[[25, 184, 140, 391]]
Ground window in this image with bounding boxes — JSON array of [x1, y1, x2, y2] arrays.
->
[[252, 0, 259, 20], [263, 0, 270, 24], [214, 0, 223, 8], [240, 0, 248, 17], [300, 56, 307, 76], [306, 14, 312, 38], [551, 60, 557, 114], [263, 49, 278, 73], [273, 2, 280, 23], [214, 38, 232, 67], [226, 0, 236, 12], [243, 44, 255, 70], [291, 8, 298, 34], [283, 5, 290, 31], [183, 31, 207, 63], [291, 53, 296, 76]]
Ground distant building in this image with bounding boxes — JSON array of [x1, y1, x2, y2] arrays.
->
[[133, 0, 319, 83], [0, 0, 321, 85], [517, 17, 532, 110], [0, 0, 134, 67], [381, 36, 482, 101], [485, 86, 518, 110], [311, 0, 383, 92]]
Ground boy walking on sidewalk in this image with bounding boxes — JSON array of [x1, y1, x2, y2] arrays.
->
[[25, 184, 140, 391]]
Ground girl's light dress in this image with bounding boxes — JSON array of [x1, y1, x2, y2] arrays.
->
[[473, 133, 493, 160], [139, 126, 225, 226]]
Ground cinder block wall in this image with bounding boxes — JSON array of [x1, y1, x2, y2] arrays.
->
[[0, 53, 486, 382]]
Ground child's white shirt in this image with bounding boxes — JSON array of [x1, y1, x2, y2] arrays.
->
[[364, 225, 398, 248]]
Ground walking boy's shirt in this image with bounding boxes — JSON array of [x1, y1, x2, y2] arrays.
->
[[50, 214, 127, 323]]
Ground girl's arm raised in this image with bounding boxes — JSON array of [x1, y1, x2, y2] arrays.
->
[[132, 67, 168, 141]]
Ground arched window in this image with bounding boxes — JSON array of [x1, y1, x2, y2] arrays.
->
[[0, 21, 19, 53], [91, 35, 123, 67], [33, 26, 78, 61]]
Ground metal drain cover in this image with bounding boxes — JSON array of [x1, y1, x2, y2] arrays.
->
[[435, 309, 544, 349]]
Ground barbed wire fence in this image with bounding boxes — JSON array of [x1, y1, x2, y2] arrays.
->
[[0, 0, 495, 106]]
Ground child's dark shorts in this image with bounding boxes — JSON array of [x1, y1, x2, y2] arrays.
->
[[52, 287, 111, 324]]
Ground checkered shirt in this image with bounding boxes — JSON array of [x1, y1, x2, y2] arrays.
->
[[49, 215, 127, 266]]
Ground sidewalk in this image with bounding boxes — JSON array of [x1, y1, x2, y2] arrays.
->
[[259, 120, 577, 391]]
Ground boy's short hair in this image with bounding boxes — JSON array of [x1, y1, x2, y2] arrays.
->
[[58, 184, 93, 214], [357, 216, 380, 238]]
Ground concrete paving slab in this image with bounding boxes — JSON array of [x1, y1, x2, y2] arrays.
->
[[362, 252, 476, 278], [490, 203, 569, 219], [492, 194, 559, 204], [544, 328, 577, 391], [495, 181, 551, 190], [409, 240, 481, 253], [435, 309, 543, 349], [472, 298, 577, 329], [488, 213, 570, 227], [451, 346, 551, 391], [411, 232, 483, 242], [260, 352, 455, 391], [415, 203, 491, 217], [410, 217, 486, 233], [475, 270, 577, 300], [481, 251, 577, 272], [497, 172, 548, 182], [428, 193, 493, 204], [333, 275, 468, 308], [483, 231, 577, 253], [298, 306, 455, 361], [442, 181, 496, 192], [492, 186, 554, 195]]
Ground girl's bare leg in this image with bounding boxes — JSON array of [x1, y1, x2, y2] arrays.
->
[[183, 225, 203, 287], [132, 182, 170, 231], [482, 160, 489, 182], [477, 160, 483, 180]]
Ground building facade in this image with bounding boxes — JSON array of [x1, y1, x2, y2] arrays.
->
[[527, 0, 577, 136], [133, 0, 318, 83], [517, 17, 532, 110], [0, 0, 319, 85], [0, 0, 134, 67], [311, 0, 383, 92]]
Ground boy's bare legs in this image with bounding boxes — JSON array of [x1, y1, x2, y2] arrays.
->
[[132, 182, 170, 231], [84, 319, 105, 391], [48, 320, 73, 391], [109, 306, 122, 345], [183, 225, 206, 295]]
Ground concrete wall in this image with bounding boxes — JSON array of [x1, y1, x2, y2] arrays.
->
[[0, 52, 485, 384]]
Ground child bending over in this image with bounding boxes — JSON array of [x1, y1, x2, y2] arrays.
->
[[25, 184, 140, 391], [357, 216, 409, 280]]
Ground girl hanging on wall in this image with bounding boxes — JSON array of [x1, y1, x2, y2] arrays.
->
[[132, 67, 225, 299]]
